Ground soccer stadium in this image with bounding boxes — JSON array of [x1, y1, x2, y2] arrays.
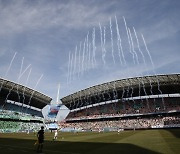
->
[[0, 1, 180, 154], [0, 74, 180, 154]]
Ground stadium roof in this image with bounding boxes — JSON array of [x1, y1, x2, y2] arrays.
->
[[0, 78, 52, 109], [61, 74, 180, 110]]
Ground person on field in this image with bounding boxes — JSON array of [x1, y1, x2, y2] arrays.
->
[[53, 129, 58, 141], [37, 126, 44, 153]]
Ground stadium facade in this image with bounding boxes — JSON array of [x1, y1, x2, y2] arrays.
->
[[61, 74, 180, 110]]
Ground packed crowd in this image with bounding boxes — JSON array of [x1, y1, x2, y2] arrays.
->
[[0, 120, 44, 133], [66, 98, 180, 120], [59, 116, 180, 131], [0, 110, 44, 133], [0, 121, 43, 133]]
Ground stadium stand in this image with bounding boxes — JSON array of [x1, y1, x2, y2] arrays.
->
[[59, 74, 180, 132], [0, 78, 52, 133]]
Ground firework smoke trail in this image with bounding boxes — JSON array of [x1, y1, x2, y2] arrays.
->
[[16, 57, 24, 103], [141, 34, 165, 108], [99, 23, 106, 65], [0, 52, 17, 92], [123, 17, 137, 103], [123, 17, 132, 54], [85, 32, 89, 71], [69, 51, 73, 84], [88, 43, 91, 69], [67, 51, 71, 85], [128, 28, 139, 65], [115, 16, 123, 65], [133, 27, 154, 98], [81, 38, 86, 75], [103, 26, 107, 65], [112, 16, 132, 104], [3, 64, 31, 109], [92, 28, 96, 68], [26, 74, 43, 113], [128, 78, 136, 104], [127, 29, 135, 65], [73, 46, 77, 80], [110, 17, 115, 64], [19, 57, 24, 78], [115, 16, 126, 65], [21, 68, 32, 112], [133, 28, 146, 68], [128, 28, 142, 103], [78, 42, 82, 78], [4, 52, 17, 78], [129, 28, 150, 106]]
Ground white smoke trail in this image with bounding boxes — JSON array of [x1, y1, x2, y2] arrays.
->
[[115, 16, 126, 65], [115, 16, 123, 65], [0, 52, 17, 92], [141, 34, 165, 108], [85, 32, 89, 71], [128, 28, 139, 65], [18, 64, 31, 79], [110, 17, 115, 64], [133, 28, 146, 68], [26, 74, 43, 112], [92, 28, 96, 68], [16, 57, 24, 102], [78, 42, 82, 78], [129, 28, 150, 106], [67, 51, 71, 85], [88, 43, 91, 69], [103, 26, 107, 66], [19, 57, 24, 81], [73, 46, 77, 80], [123, 16, 136, 66], [21, 68, 32, 112], [133, 27, 153, 97], [4, 52, 17, 78], [69, 51, 73, 83], [3, 63, 31, 109], [127, 28, 135, 65], [141, 34, 155, 72], [99, 23, 106, 65], [81, 38, 86, 75], [16, 62, 31, 103]]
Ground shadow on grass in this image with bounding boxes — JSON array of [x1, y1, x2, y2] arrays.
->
[[0, 137, 161, 154], [166, 128, 180, 138]]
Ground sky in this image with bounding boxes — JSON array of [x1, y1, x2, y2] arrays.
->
[[0, 0, 179, 103]]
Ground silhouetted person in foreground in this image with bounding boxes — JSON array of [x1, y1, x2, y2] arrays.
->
[[37, 126, 44, 153]]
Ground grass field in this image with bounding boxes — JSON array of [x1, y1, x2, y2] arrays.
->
[[0, 129, 180, 154]]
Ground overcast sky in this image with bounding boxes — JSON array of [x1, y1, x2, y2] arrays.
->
[[0, 0, 179, 102]]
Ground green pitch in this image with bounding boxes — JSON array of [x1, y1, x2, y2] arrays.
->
[[0, 129, 179, 154]]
